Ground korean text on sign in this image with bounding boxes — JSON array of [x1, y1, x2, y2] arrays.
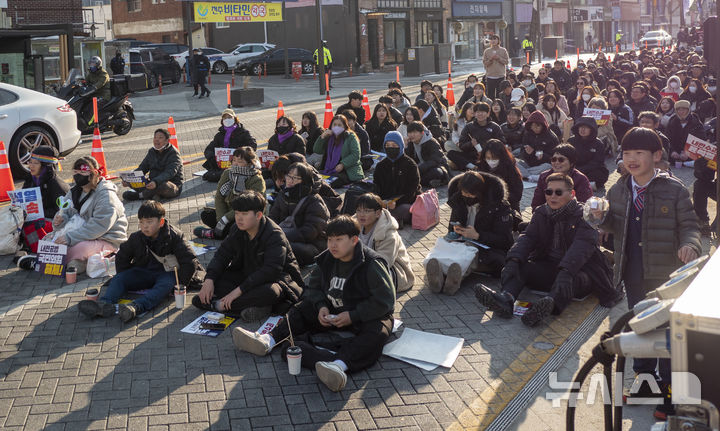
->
[[215, 148, 235, 169], [7, 187, 45, 222], [684, 134, 717, 161]]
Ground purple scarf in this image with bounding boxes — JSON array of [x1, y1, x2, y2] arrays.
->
[[223, 124, 238, 148], [32, 166, 47, 186], [277, 129, 294, 143], [322, 134, 344, 175]]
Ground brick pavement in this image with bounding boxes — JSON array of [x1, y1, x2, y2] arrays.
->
[[0, 81, 712, 430]]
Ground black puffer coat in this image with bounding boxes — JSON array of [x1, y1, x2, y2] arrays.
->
[[269, 174, 330, 250], [373, 153, 421, 206], [138, 144, 183, 186], [268, 132, 307, 156], [202, 124, 257, 171], [521, 111, 559, 166]]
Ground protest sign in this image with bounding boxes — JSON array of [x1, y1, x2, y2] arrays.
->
[[36, 240, 67, 276], [7, 187, 44, 221], [582, 108, 612, 126], [181, 311, 236, 337], [684, 134, 717, 161], [214, 148, 235, 169], [257, 149, 280, 169], [119, 171, 148, 189], [660, 92, 680, 101]]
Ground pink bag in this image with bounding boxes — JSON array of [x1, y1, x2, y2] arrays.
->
[[410, 189, 440, 230]]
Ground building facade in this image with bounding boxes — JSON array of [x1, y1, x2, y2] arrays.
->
[[111, 0, 186, 43]]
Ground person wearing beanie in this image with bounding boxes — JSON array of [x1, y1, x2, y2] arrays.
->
[[193, 190, 304, 322], [666, 98, 706, 163], [22, 145, 70, 219], [413, 99, 445, 142], [201, 109, 257, 182], [517, 110, 559, 180], [404, 121, 449, 188], [447, 102, 505, 171], [372, 131, 421, 228], [592, 127, 701, 418]]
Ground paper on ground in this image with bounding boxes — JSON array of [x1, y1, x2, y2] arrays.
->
[[382, 328, 463, 369], [181, 311, 236, 337], [193, 170, 208, 177]]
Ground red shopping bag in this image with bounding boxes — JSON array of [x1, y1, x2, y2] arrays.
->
[[409, 189, 440, 231]]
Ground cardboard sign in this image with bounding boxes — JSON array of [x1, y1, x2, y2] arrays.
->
[[7, 187, 44, 222], [660, 92, 680, 101], [119, 171, 148, 189], [214, 148, 235, 169], [257, 149, 280, 170], [684, 134, 717, 161], [36, 240, 67, 276], [582, 108, 612, 126]]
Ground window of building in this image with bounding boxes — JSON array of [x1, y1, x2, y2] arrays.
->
[[378, 0, 409, 8], [128, 0, 142, 12], [416, 20, 441, 45], [216, 22, 229, 29], [106, 20, 112, 30], [152, 0, 166, 3], [414, 0, 442, 8]]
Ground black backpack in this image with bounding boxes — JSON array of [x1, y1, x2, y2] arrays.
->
[[340, 181, 375, 215]]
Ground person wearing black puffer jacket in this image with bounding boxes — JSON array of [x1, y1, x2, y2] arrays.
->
[[568, 116, 609, 189], [269, 162, 331, 266], [447, 102, 505, 171], [517, 111, 559, 180], [666, 99, 706, 163], [373, 131, 421, 227], [22, 145, 70, 220], [424, 171, 514, 296], [202, 109, 257, 182], [268, 116, 307, 156], [414, 100, 445, 143], [404, 122, 449, 188]]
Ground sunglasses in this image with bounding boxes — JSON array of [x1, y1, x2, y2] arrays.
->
[[545, 188, 568, 196], [551, 156, 567, 163]]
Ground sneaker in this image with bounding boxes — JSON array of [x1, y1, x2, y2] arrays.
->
[[232, 327, 271, 356], [240, 306, 271, 323], [78, 300, 115, 318], [193, 226, 215, 239], [425, 258, 444, 293], [118, 303, 137, 323], [527, 174, 540, 182], [473, 284, 514, 318], [12, 251, 28, 265], [521, 296, 554, 327], [17, 255, 37, 271], [122, 190, 141, 201], [443, 263, 463, 296], [315, 361, 347, 392]]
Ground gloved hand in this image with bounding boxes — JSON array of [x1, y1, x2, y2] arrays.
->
[[500, 259, 520, 287], [551, 269, 574, 303], [214, 215, 230, 239], [444, 231, 461, 241]]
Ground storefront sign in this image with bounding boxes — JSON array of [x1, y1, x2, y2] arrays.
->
[[452, 1, 502, 18], [194, 2, 283, 22], [572, 6, 604, 22], [385, 12, 408, 19]]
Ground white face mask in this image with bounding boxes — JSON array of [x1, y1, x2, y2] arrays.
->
[[689, 86, 697, 93], [222, 118, 235, 127], [486, 159, 500, 169], [709, 86, 717, 93], [670, 82, 679, 89], [331, 125, 345, 136], [582, 94, 591, 102]]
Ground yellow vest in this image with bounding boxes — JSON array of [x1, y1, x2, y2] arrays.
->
[[313, 47, 332, 66], [522, 39, 534, 49]]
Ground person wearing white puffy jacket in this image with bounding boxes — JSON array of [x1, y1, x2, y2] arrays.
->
[[46, 157, 128, 274]]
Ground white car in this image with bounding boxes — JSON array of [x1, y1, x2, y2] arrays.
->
[[172, 47, 226, 73], [0, 83, 81, 176], [639, 30, 673, 48], [211, 43, 275, 74]]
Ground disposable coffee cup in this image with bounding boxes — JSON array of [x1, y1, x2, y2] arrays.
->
[[287, 346, 302, 375], [85, 288, 98, 301], [536, 150, 544, 159], [174, 285, 186, 309], [675, 161, 683, 169], [66, 266, 77, 284]]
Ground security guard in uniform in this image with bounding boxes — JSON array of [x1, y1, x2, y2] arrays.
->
[[314, 40, 333, 90], [522, 34, 534, 64], [615, 31, 623, 51]]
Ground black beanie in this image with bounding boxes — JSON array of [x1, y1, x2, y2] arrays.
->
[[414, 100, 430, 112]]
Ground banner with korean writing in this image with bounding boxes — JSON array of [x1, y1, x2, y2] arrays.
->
[[215, 148, 235, 169], [7, 187, 44, 222], [36, 240, 67, 276], [194, 2, 282, 23], [257, 149, 280, 170], [582, 108, 612, 126], [684, 134, 717, 161]]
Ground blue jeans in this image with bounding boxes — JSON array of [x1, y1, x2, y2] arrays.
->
[[101, 267, 175, 312]]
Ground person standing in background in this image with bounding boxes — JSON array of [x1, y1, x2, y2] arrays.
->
[[483, 35, 509, 101]]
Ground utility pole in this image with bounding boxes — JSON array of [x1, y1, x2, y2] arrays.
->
[[315, 0, 326, 95]]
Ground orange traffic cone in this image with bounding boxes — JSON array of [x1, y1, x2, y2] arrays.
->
[[0, 141, 14, 202], [277, 101, 285, 119], [446, 76, 455, 107], [361, 89, 371, 122], [90, 127, 110, 178], [323, 93, 333, 129], [566, 60, 571, 69], [168, 116, 179, 150]]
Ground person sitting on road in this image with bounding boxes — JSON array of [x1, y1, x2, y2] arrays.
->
[[447, 102, 505, 171], [414, 99, 445, 143], [312, 114, 364, 188], [341, 110, 374, 173], [365, 104, 398, 152], [475, 173, 618, 327], [22, 145, 70, 220], [501, 107, 525, 156], [567, 116, 609, 190], [193, 191, 304, 322], [335, 91, 366, 125], [231, 215, 395, 393], [448, 102, 475, 153], [372, 131, 421, 228], [122, 129, 183, 201], [298, 111, 324, 155], [267, 115, 307, 157], [268, 162, 330, 266], [530, 144, 592, 211], [195, 147, 265, 240], [354, 193, 414, 293], [78, 201, 202, 322], [517, 111, 559, 181], [19, 157, 128, 274], [404, 121, 450, 188], [378, 95, 404, 125], [397, 106, 421, 143], [201, 108, 257, 182], [270, 153, 342, 217], [425, 171, 514, 295], [476, 139, 524, 214], [388, 89, 410, 116]]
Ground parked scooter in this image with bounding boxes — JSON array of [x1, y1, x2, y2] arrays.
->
[[55, 69, 134, 136]]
